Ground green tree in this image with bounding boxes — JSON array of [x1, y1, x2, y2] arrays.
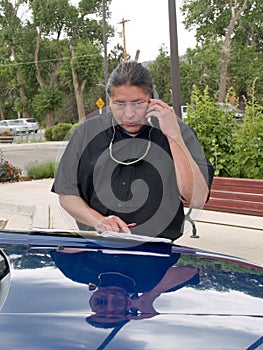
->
[[148, 46, 172, 104], [29, 0, 113, 124], [228, 44, 263, 107], [58, 0, 113, 121], [107, 44, 125, 75], [180, 41, 221, 104], [181, 0, 262, 103], [0, 0, 37, 120], [30, 0, 77, 126]]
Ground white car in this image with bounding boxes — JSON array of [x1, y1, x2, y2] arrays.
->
[[181, 105, 188, 120], [16, 118, 39, 133], [0, 121, 11, 134], [0, 120, 28, 134]]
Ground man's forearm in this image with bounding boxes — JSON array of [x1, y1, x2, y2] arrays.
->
[[59, 194, 103, 228], [168, 136, 209, 208]]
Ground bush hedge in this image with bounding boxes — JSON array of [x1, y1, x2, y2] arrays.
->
[[185, 85, 263, 179], [25, 161, 58, 179], [44, 123, 78, 141]]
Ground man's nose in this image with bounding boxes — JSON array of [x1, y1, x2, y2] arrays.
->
[[105, 300, 117, 313], [124, 103, 136, 117]]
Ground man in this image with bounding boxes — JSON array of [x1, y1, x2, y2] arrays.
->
[[50, 248, 199, 322], [52, 61, 214, 240]]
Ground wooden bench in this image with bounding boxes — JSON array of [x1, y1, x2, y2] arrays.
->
[[185, 177, 263, 238]]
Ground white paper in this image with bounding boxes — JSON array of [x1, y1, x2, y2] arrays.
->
[[31, 227, 172, 243], [101, 231, 172, 243]]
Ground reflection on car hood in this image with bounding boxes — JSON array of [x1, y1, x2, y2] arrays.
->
[[0, 230, 262, 350]]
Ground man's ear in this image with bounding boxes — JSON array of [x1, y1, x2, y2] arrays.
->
[[126, 297, 134, 311]]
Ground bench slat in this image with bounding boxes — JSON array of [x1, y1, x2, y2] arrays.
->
[[210, 190, 263, 203], [204, 198, 263, 216], [212, 177, 263, 194], [212, 185, 263, 194], [213, 177, 263, 187], [185, 177, 263, 237]]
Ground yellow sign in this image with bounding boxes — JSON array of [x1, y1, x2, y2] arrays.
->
[[96, 98, 105, 109]]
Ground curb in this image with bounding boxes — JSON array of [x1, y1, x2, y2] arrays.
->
[[32, 204, 50, 228], [0, 201, 50, 229]]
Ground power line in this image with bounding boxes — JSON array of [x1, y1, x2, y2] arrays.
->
[[0, 53, 101, 68]]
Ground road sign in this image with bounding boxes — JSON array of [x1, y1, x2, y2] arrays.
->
[[96, 98, 105, 109]]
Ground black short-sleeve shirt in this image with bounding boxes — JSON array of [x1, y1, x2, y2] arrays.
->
[[52, 113, 214, 240]]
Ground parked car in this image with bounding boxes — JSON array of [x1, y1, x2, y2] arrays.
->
[[0, 120, 28, 134], [216, 102, 244, 123], [181, 105, 188, 120], [0, 121, 12, 134], [0, 230, 262, 349], [16, 118, 39, 133]]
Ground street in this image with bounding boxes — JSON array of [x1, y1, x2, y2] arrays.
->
[[0, 138, 66, 175]]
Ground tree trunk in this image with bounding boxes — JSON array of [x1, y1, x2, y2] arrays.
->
[[34, 23, 46, 87], [218, 35, 232, 103], [218, 0, 248, 103], [75, 89, 86, 122], [0, 99, 5, 120], [16, 69, 30, 118], [45, 110, 55, 128], [70, 43, 87, 122], [10, 47, 31, 118], [34, 22, 61, 127]]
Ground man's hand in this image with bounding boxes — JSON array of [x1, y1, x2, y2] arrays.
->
[[145, 99, 180, 140], [95, 215, 131, 234]]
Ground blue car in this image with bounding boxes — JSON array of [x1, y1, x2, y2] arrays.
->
[[0, 229, 262, 349]]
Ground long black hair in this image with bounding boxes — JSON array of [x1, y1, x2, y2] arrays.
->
[[106, 61, 154, 97]]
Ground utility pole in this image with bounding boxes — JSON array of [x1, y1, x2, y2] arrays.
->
[[135, 49, 140, 61], [118, 18, 130, 61], [102, 0, 109, 106], [168, 0, 182, 118]]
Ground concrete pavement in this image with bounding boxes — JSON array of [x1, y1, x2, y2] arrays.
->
[[0, 179, 263, 266]]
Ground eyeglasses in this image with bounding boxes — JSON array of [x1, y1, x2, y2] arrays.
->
[[111, 100, 149, 111]]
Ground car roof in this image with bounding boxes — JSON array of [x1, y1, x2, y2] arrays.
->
[[0, 231, 262, 349]]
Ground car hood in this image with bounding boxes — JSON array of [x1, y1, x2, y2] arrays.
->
[[0, 230, 262, 350]]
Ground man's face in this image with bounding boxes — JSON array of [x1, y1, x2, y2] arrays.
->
[[89, 286, 128, 314], [110, 85, 151, 134]]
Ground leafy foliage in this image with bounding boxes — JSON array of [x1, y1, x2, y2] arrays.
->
[[185, 83, 263, 179], [148, 46, 172, 103], [180, 41, 221, 104], [44, 123, 75, 141], [25, 161, 57, 179], [185, 86, 238, 177], [180, 0, 263, 102], [32, 85, 63, 121], [229, 81, 263, 178]]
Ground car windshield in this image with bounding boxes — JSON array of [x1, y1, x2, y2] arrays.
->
[[9, 120, 23, 125]]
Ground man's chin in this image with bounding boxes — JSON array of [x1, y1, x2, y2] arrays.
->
[[122, 124, 144, 134]]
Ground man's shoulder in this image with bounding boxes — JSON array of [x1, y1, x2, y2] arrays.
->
[[84, 112, 112, 126], [75, 112, 113, 136]]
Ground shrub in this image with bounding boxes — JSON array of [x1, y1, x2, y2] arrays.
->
[[26, 161, 58, 179], [229, 82, 263, 179], [51, 123, 73, 141], [44, 123, 79, 141], [185, 86, 238, 177], [0, 149, 21, 182], [44, 127, 53, 141]]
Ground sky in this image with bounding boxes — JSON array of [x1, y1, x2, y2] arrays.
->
[[108, 0, 196, 62]]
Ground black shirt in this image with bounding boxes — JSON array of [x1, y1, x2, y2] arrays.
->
[[52, 113, 214, 240]]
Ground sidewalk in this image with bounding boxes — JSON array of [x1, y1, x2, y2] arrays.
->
[[0, 179, 263, 266]]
